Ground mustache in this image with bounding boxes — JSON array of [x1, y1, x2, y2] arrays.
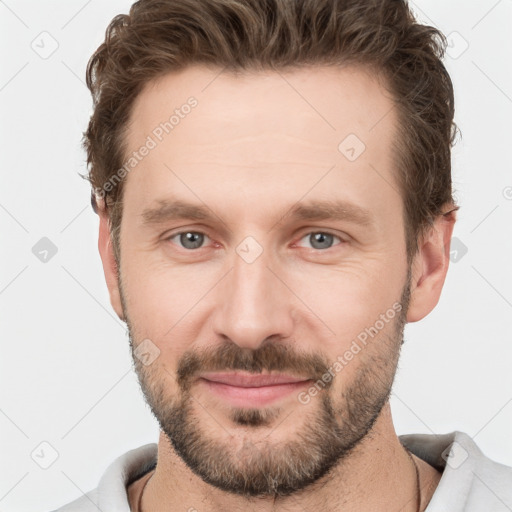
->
[[176, 341, 332, 392]]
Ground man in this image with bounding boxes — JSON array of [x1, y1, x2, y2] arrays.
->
[[54, 0, 512, 510]]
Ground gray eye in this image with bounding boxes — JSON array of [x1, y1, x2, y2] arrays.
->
[[178, 232, 205, 249], [308, 232, 335, 250]]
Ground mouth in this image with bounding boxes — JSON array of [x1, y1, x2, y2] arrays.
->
[[197, 372, 312, 408]]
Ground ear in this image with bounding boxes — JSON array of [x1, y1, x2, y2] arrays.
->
[[98, 208, 125, 321], [406, 208, 457, 323]]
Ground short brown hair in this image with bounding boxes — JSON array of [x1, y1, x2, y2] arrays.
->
[[84, 0, 458, 263]]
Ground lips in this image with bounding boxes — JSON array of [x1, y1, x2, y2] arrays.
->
[[199, 372, 309, 387], [197, 372, 312, 408]]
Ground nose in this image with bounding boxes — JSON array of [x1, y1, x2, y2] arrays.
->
[[211, 245, 295, 351]]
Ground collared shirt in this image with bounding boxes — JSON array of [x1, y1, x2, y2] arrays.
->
[[51, 431, 512, 511]]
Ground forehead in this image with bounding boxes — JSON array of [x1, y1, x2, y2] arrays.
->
[[122, 64, 401, 225], [128, 63, 395, 149]]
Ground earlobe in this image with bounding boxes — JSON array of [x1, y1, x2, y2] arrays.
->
[[98, 210, 125, 321], [406, 210, 457, 323]]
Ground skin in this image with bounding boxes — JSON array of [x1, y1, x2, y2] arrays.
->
[[98, 64, 455, 511]]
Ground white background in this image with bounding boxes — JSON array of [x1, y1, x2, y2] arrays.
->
[[1, 1, 511, 510]]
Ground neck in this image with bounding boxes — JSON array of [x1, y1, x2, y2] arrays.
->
[[139, 404, 441, 512]]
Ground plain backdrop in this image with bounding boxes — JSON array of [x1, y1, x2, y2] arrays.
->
[[1, 0, 511, 510]]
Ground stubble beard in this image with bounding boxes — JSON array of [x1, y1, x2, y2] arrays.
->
[[123, 275, 410, 498]]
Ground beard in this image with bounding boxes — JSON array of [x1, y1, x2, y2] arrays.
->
[[123, 274, 411, 499]]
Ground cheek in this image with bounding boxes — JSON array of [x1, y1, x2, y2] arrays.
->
[[304, 283, 403, 399], [120, 255, 222, 349], [286, 258, 406, 347]]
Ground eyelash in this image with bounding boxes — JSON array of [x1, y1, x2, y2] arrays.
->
[[164, 229, 346, 251]]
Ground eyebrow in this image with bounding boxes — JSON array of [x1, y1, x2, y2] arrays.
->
[[142, 200, 218, 224], [286, 200, 373, 226], [141, 198, 374, 228]]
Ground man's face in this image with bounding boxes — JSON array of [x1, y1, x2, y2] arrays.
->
[[116, 65, 411, 497]]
